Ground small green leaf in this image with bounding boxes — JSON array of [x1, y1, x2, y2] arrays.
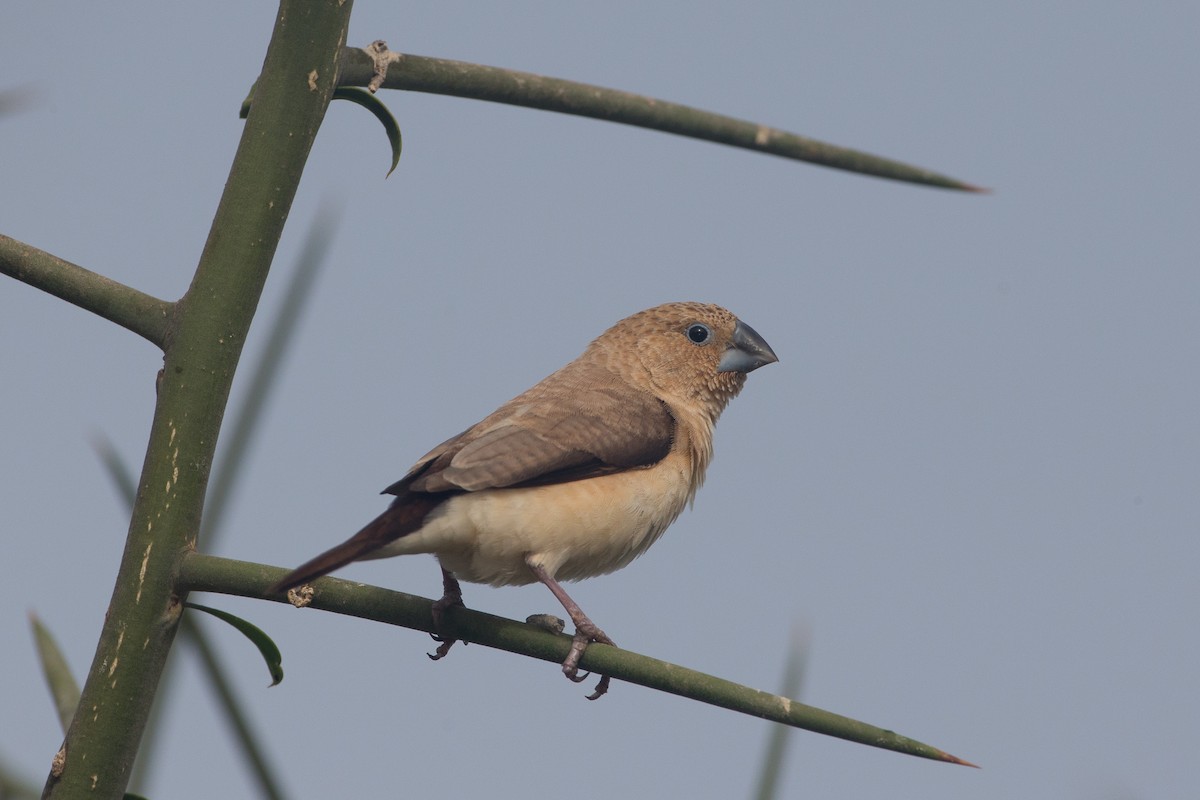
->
[[334, 87, 402, 177], [124, 793, 151, 800], [30, 612, 81, 734], [185, 603, 283, 686]]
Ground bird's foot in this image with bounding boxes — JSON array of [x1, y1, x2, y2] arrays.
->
[[523, 558, 618, 699], [427, 578, 464, 661], [562, 618, 616, 700]]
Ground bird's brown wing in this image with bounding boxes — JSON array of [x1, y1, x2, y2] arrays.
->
[[384, 364, 676, 496], [271, 369, 674, 594]]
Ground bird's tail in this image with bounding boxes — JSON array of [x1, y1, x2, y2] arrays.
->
[[268, 495, 441, 594]]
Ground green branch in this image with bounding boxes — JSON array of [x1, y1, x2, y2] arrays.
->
[[179, 552, 975, 767], [0, 235, 171, 347], [91, 433, 289, 797], [41, 3, 354, 797], [337, 47, 982, 192]]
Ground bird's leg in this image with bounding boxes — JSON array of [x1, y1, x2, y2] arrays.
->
[[525, 557, 616, 700], [428, 567, 464, 661]]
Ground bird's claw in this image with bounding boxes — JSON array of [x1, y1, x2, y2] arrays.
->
[[562, 625, 615, 699], [427, 635, 457, 661], [585, 675, 611, 701]]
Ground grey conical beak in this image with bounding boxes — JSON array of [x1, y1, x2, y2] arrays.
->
[[718, 320, 779, 374]]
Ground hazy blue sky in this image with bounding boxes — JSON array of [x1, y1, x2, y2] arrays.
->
[[3, 3, 1198, 798]]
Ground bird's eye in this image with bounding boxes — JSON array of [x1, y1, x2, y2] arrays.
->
[[686, 323, 711, 345]]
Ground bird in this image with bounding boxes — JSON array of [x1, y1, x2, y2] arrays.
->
[[270, 301, 777, 699]]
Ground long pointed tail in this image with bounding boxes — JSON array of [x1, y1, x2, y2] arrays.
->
[[268, 494, 441, 594]]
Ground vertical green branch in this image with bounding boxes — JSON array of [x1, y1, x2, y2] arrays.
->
[[43, 2, 354, 797]]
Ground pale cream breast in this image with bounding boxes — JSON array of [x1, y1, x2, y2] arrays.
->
[[372, 447, 698, 587]]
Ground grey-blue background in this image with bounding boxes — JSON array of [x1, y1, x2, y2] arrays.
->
[[3, 3, 1197, 798]]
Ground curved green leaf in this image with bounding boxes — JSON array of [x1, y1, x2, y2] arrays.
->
[[185, 603, 283, 686], [249, 84, 400, 174], [333, 87, 402, 177]]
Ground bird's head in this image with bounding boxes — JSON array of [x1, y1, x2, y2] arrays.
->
[[593, 302, 778, 418]]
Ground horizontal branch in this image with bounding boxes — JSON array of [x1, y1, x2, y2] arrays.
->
[[338, 47, 983, 192], [178, 551, 974, 766], [0, 234, 171, 347]]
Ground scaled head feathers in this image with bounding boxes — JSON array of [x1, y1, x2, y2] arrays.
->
[[589, 302, 777, 424]]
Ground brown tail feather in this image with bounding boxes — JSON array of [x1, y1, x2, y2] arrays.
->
[[268, 494, 443, 594]]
